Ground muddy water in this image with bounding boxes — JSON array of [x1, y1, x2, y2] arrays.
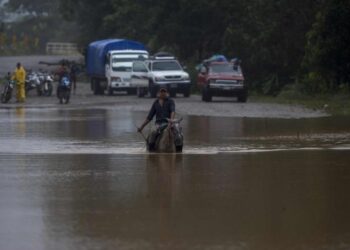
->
[[0, 107, 350, 250]]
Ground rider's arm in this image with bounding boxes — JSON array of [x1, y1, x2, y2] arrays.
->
[[170, 99, 176, 121], [138, 102, 156, 132], [138, 119, 150, 132]]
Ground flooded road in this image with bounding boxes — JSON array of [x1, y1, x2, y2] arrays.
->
[[1, 107, 350, 250]]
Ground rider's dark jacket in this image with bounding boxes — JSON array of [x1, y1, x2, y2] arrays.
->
[[147, 98, 175, 124]]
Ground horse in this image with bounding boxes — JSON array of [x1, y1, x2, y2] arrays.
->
[[145, 119, 183, 153]]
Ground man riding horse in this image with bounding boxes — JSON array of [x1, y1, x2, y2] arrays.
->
[[138, 88, 176, 151]]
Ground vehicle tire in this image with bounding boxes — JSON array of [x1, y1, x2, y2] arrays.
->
[[47, 84, 53, 97], [137, 87, 145, 98], [108, 86, 114, 96], [169, 89, 176, 98], [44, 83, 53, 97], [37, 87, 42, 96], [93, 79, 104, 95], [60, 90, 70, 104], [149, 81, 157, 98], [127, 89, 137, 95], [176, 145, 183, 153], [93, 79, 99, 95], [90, 79, 94, 91], [183, 86, 191, 98], [1, 93, 6, 103], [237, 92, 248, 103], [202, 87, 212, 102], [65, 94, 70, 104]]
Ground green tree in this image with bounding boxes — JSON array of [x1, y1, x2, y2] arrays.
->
[[7, 0, 58, 14], [59, 0, 113, 45], [303, 0, 350, 90]]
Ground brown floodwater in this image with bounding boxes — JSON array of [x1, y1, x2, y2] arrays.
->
[[0, 107, 350, 250]]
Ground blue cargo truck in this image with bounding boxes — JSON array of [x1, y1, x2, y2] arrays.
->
[[87, 39, 149, 95]]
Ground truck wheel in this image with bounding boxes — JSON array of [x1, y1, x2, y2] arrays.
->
[[169, 89, 176, 98], [90, 79, 94, 91], [183, 87, 191, 98], [93, 85, 99, 95], [92, 79, 99, 95], [137, 87, 146, 98], [237, 91, 248, 103], [202, 87, 212, 102], [95, 80, 104, 95], [127, 89, 137, 95], [149, 81, 157, 98], [108, 86, 114, 96]]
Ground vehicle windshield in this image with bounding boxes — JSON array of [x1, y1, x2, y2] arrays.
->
[[209, 64, 242, 74], [112, 63, 132, 72], [112, 54, 148, 63], [152, 61, 182, 71]]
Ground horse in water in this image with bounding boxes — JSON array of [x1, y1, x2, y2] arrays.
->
[[157, 126, 176, 153], [146, 119, 183, 153]]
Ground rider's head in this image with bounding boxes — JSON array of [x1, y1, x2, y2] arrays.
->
[[16, 63, 21, 69], [158, 88, 168, 99]]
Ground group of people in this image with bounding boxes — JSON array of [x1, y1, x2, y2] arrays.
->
[[5, 62, 78, 103]]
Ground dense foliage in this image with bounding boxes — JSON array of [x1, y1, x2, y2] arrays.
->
[[13, 0, 350, 93]]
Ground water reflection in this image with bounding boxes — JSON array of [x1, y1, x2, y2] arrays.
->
[[15, 107, 26, 137], [146, 154, 183, 243], [0, 108, 350, 249]]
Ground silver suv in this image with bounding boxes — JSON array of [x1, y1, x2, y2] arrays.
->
[[130, 53, 192, 98]]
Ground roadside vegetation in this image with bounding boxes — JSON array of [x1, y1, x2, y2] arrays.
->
[[1, 0, 349, 114]]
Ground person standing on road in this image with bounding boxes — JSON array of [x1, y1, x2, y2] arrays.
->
[[70, 63, 78, 95], [57, 63, 69, 82], [12, 62, 26, 103], [138, 88, 176, 151], [56, 63, 69, 97]]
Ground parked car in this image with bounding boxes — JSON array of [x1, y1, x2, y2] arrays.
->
[[197, 59, 247, 102], [130, 52, 191, 98]]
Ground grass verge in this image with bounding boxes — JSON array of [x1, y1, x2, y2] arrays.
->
[[250, 91, 350, 116]]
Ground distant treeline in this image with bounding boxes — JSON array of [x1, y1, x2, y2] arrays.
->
[[1, 0, 78, 56], [63, 0, 350, 93]]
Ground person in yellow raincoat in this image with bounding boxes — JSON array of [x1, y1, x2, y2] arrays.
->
[[12, 63, 26, 103]]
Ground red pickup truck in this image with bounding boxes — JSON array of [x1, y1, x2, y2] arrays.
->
[[197, 61, 247, 102]]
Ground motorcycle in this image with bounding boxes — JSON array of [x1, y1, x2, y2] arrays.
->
[[1, 79, 15, 104], [57, 75, 71, 104], [25, 72, 41, 94], [37, 73, 53, 96], [146, 118, 184, 153]]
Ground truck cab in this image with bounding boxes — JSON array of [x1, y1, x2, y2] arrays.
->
[[105, 50, 149, 95], [197, 61, 247, 102]]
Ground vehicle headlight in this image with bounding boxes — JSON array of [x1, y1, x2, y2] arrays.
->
[[111, 77, 121, 82], [183, 75, 190, 80], [155, 77, 163, 82]]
